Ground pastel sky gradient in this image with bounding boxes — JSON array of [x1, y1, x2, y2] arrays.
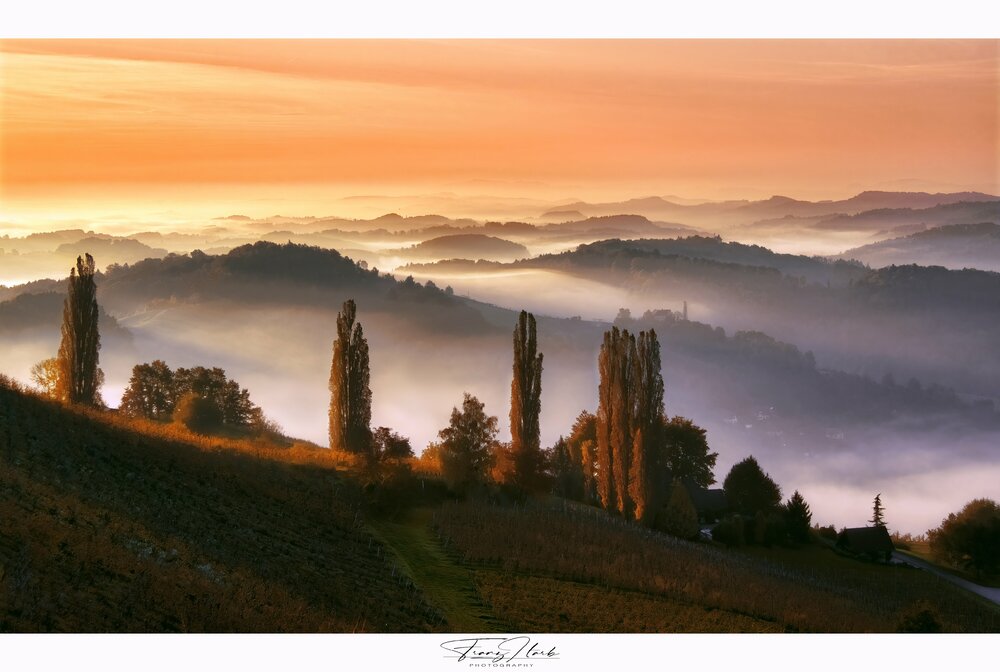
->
[[1, 40, 997, 221]]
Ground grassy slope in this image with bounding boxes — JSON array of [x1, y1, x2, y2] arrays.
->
[[370, 507, 778, 633], [369, 508, 502, 632], [0, 379, 439, 632]]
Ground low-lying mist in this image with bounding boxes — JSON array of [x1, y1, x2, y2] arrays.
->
[[5, 290, 990, 534]]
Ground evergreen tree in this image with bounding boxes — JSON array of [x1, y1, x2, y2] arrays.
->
[[56, 254, 102, 405], [329, 299, 372, 453], [785, 490, 813, 543], [508, 311, 546, 492], [870, 493, 887, 529]]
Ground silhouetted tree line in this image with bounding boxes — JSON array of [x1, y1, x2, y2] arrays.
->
[[929, 498, 1000, 579], [711, 455, 815, 547]]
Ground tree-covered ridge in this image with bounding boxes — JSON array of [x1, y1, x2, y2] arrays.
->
[[542, 236, 869, 286], [101, 241, 386, 297], [837, 222, 1000, 272], [523, 236, 1000, 312], [515, 237, 1000, 397], [0, 291, 131, 342]]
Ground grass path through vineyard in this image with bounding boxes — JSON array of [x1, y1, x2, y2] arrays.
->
[[369, 508, 503, 632]]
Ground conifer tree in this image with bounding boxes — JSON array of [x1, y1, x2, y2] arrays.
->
[[785, 490, 813, 543], [56, 254, 102, 405], [870, 493, 887, 529], [329, 299, 372, 453], [508, 310, 546, 492]]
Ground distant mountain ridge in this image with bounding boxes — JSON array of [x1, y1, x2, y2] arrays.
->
[[548, 191, 1000, 229]]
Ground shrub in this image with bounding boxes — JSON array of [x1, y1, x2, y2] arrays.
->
[[897, 601, 943, 633], [172, 392, 224, 435], [712, 515, 745, 547]]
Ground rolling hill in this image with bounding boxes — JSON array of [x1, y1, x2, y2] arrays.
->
[[836, 222, 1000, 272], [392, 234, 530, 262]]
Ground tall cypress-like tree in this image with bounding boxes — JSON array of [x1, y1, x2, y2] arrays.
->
[[628, 427, 650, 523], [508, 310, 546, 491], [56, 254, 101, 405], [629, 330, 665, 519], [596, 326, 667, 521], [329, 299, 372, 453], [596, 328, 620, 511]]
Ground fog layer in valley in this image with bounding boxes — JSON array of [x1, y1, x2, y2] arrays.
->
[[2, 190, 999, 534]]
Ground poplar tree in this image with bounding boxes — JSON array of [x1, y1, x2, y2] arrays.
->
[[628, 427, 650, 523], [628, 330, 665, 520], [508, 310, 546, 492], [56, 254, 102, 405], [596, 328, 621, 511], [329, 299, 372, 453], [595, 326, 667, 522]]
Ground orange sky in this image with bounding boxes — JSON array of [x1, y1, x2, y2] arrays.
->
[[1, 40, 997, 222]]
